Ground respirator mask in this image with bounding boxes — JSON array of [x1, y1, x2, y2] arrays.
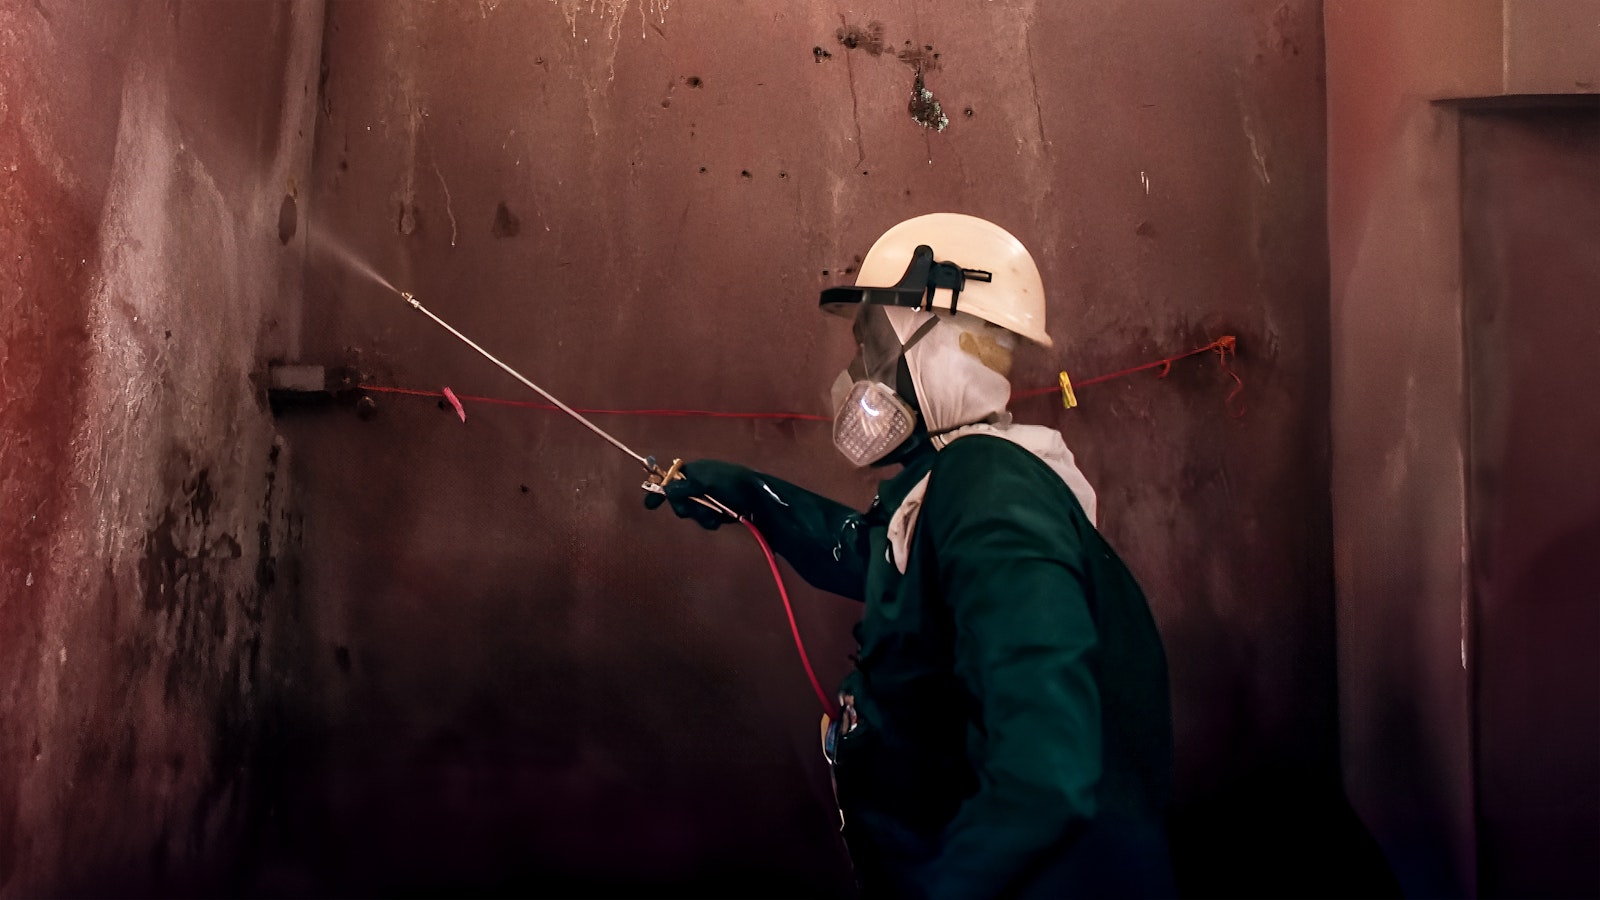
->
[[828, 305, 938, 467]]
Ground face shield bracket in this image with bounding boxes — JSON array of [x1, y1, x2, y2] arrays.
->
[[820, 245, 992, 317]]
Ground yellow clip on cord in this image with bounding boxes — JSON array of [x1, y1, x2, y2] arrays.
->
[[1058, 371, 1078, 410]]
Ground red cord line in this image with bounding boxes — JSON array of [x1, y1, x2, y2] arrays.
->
[[1013, 335, 1241, 401], [740, 518, 839, 719], [358, 335, 1240, 422], [359, 385, 831, 422]]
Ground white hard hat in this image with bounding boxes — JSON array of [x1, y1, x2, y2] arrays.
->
[[821, 213, 1052, 348]]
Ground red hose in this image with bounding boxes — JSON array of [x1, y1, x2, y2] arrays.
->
[[739, 518, 839, 719]]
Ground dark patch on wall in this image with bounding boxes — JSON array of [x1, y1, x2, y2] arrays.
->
[[277, 194, 297, 245], [836, 24, 938, 73], [253, 443, 281, 605], [110, 441, 284, 893], [896, 42, 940, 72], [141, 467, 217, 616], [134, 516, 181, 630], [836, 20, 885, 55], [812, 46, 832, 63], [491, 201, 521, 238], [318, 58, 331, 120], [135, 447, 281, 710]]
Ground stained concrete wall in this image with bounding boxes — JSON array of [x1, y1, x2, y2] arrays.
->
[[1325, 9, 1482, 894], [1462, 109, 1600, 899], [1326, 1, 1599, 896], [266, 1, 1356, 895], [0, 0, 321, 894]]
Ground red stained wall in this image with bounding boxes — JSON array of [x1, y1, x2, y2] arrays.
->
[[0, 0, 321, 893]]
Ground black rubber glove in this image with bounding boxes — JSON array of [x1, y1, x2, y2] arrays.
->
[[644, 458, 876, 601], [642, 459, 755, 529]]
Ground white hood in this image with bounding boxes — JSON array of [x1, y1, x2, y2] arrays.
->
[[881, 308, 1098, 572]]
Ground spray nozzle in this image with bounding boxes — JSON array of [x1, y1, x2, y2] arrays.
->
[[401, 291, 420, 310]]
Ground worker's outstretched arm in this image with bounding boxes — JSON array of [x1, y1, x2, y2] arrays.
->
[[646, 459, 872, 601]]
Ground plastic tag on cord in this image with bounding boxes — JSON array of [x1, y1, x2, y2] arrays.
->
[[442, 386, 466, 422]]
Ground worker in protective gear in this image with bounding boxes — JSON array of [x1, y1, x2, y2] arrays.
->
[[647, 213, 1175, 899]]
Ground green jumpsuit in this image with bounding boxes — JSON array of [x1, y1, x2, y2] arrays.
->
[[674, 435, 1174, 898]]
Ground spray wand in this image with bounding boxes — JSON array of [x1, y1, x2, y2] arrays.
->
[[398, 290, 737, 519]]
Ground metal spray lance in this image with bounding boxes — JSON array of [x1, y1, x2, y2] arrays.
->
[[398, 291, 738, 519]]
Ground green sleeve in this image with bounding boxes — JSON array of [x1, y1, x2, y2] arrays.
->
[[911, 437, 1102, 899], [664, 460, 873, 600], [740, 471, 873, 602]]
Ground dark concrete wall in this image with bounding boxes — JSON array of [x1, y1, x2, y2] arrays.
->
[[1462, 108, 1600, 900], [0, 0, 321, 894], [268, 0, 1348, 895], [1327, 2, 1599, 896], [1325, 6, 1481, 892]]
